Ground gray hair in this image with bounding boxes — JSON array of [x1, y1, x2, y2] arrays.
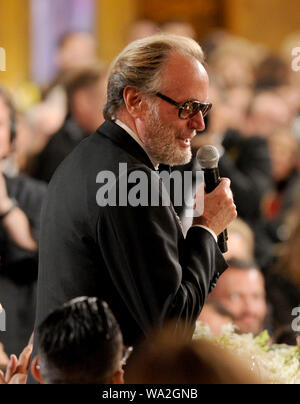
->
[[103, 34, 205, 121]]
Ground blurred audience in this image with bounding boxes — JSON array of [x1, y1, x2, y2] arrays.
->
[[126, 323, 260, 384], [30, 297, 124, 385], [0, 87, 46, 356], [160, 20, 197, 40], [127, 20, 160, 43], [34, 65, 107, 182], [210, 259, 268, 336], [198, 300, 233, 336], [0, 344, 32, 384]]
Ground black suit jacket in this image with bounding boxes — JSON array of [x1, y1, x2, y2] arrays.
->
[[34, 120, 227, 346]]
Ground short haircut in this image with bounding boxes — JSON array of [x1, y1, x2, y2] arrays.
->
[[103, 34, 205, 121], [37, 297, 123, 384], [205, 299, 233, 318], [0, 86, 17, 141], [0, 86, 15, 114]]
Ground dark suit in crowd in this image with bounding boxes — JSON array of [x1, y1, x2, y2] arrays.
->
[[33, 120, 227, 349]]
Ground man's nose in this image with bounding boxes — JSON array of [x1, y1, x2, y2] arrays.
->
[[188, 111, 206, 132]]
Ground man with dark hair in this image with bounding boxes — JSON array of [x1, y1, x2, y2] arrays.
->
[[32, 34, 236, 372], [0, 87, 46, 355], [31, 297, 124, 384]]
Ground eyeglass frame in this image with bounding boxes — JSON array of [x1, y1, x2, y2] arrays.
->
[[155, 92, 212, 120]]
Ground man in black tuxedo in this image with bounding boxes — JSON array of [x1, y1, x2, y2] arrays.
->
[[33, 35, 236, 352]]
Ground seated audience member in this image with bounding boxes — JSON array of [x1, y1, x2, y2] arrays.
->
[[198, 300, 233, 336], [35, 65, 107, 182], [263, 129, 300, 245], [0, 87, 47, 356], [30, 297, 124, 384], [126, 323, 260, 384], [210, 259, 268, 336]]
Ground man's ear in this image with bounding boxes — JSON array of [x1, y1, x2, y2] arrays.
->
[[113, 369, 124, 384], [123, 86, 147, 118], [31, 356, 44, 384]]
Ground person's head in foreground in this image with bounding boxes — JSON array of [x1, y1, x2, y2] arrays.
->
[[125, 323, 260, 384], [210, 259, 268, 335], [224, 218, 255, 262], [0, 86, 17, 161], [31, 297, 124, 384], [103, 34, 212, 167]]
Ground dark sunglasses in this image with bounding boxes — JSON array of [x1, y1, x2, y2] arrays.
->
[[156, 92, 212, 120]]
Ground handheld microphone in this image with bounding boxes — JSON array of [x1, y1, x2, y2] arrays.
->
[[196, 145, 228, 253]]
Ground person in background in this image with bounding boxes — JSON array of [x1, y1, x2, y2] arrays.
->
[[263, 129, 300, 245], [0, 344, 33, 385], [0, 87, 46, 356], [266, 195, 300, 335], [210, 259, 268, 336], [35, 65, 107, 182], [30, 297, 124, 385], [55, 31, 98, 76], [125, 322, 260, 384], [127, 20, 160, 43]]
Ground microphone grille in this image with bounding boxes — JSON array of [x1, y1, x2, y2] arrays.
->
[[197, 145, 220, 169]]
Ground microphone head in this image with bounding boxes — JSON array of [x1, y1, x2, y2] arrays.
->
[[196, 145, 220, 169]]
